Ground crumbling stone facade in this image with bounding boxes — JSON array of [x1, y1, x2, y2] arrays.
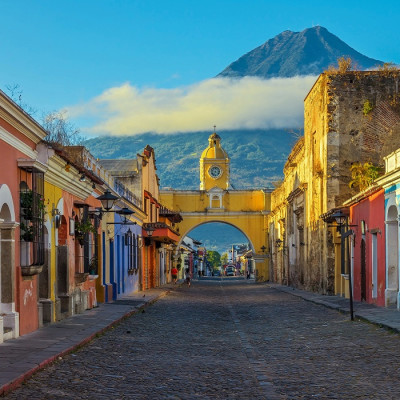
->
[[268, 70, 400, 294]]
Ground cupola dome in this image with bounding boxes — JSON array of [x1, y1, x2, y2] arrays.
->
[[200, 132, 228, 160]]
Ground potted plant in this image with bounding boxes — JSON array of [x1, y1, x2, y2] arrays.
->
[[20, 221, 34, 242], [75, 219, 96, 246], [20, 190, 46, 220]]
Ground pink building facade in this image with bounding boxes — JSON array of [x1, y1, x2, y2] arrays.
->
[[346, 189, 386, 307], [0, 90, 48, 340]]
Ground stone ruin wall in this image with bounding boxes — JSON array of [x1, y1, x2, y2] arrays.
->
[[328, 71, 400, 206], [269, 70, 400, 294]]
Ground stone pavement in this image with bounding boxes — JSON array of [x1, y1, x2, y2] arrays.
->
[[2, 279, 400, 397], [267, 282, 400, 332], [0, 283, 177, 396]]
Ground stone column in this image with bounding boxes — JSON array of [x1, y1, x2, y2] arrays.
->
[[253, 255, 269, 282], [1, 223, 17, 308]]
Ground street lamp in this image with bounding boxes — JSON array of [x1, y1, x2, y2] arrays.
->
[[143, 224, 156, 237], [331, 210, 354, 321], [332, 210, 347, 226], [116, 207, 135, 223], [95, 191, 136, 226], [96, 190, 119, 211]]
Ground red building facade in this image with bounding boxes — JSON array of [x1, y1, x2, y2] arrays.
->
[[346, 189, 386, 306]]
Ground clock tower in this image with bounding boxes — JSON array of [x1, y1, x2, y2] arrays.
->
[[200, 131, 230, 191]]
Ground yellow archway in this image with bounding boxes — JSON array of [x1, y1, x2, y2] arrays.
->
[[160, 188, 271, 281], [160, 132, 271, 281]]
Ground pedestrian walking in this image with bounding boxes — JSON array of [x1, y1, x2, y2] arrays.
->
[[171, 266, 178, 284], [246, 270, 250, 279], [185, 268, 191, 287]]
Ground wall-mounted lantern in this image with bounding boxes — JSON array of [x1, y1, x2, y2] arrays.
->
[[330, 209, 354, 321], [143, 224, 156, 237], [96, 189, 119, 211]]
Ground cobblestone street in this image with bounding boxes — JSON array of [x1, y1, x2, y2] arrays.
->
[[5, 280, 400, 399]]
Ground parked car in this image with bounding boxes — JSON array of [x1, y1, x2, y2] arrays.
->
[[212, 269, 221, 276], [225, 265, 235, 276]]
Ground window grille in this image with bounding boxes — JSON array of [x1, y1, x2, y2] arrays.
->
[[20, 171, 45, 266], [125, 230, 138, 273]]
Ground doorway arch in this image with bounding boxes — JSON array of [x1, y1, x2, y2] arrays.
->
[[385, 203, 399, 306], [0, 184, 16, 221], [360, 239, 366, 301], [0, 184, 19, 339]]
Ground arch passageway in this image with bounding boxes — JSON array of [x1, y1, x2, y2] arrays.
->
[[160, 133, 271, 281]]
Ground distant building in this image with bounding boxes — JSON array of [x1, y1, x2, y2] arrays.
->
[[99, 146, 181, 291]]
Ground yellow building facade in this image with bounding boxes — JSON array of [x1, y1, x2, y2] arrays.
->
[[42, 179, 62, 323], [160, 132, 271, 281]]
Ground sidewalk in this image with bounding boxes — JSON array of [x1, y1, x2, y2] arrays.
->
[[0, 284, 176, 396], [267, 283, 400, 332]]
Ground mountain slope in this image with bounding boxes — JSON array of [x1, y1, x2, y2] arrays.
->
[[84, 129, 297, 189], [218, 26, 383, 79], [85, 27, 385, 190]]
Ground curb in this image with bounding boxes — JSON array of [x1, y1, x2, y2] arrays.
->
[[267, 284, 400, 334], [0, 289, 170, 396]]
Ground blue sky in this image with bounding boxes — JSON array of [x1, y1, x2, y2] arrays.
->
[[1, 0, 399, 135]]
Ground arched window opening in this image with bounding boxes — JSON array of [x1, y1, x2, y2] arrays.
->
[[211, 195, 221, 208]]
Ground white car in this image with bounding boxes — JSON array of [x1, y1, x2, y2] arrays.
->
[[225, 266, 235, 276]]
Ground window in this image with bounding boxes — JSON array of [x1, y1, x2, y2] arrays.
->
[[20, 171, 45, 267], [126, 230, 138, 273], [210, 194, 222, 208], [133, 233, 137, 269]]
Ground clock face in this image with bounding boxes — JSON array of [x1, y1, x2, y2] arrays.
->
[[209, 165, 222, 179]]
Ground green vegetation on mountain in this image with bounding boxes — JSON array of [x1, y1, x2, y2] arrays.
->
[[84, 129, 296, 189]]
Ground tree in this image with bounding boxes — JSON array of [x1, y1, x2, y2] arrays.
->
[[42, 110, 84, 148], [220, 252, 228, 266], [207, 250, 221, 268], [287, 127, 304, 139], [377, 62, 399, 73], [4, 83, 37, 116], [326, 57, 356, 74], [349, 162, 381, 192], [4, 83, 83, 147]]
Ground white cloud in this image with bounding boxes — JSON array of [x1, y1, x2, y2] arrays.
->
[[67, 76, 318, 136]]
